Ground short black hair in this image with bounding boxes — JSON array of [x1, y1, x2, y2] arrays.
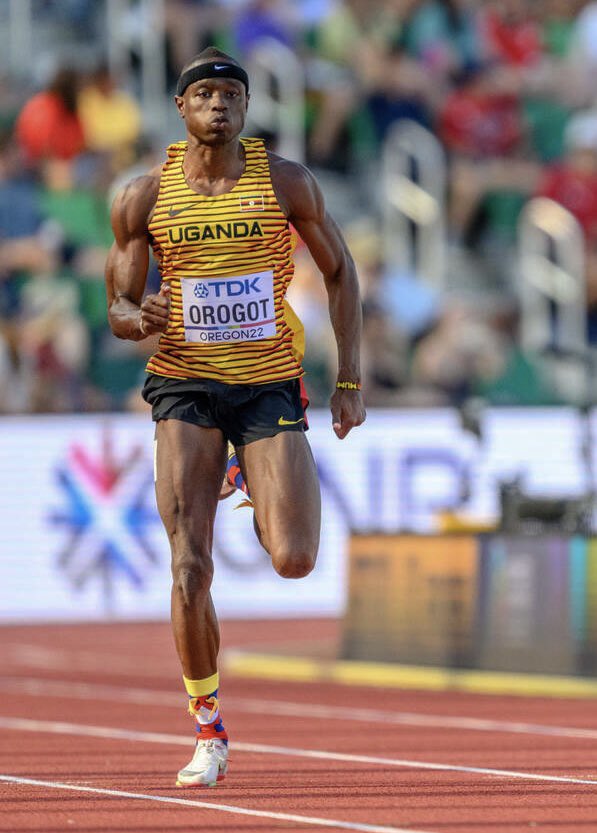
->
[[180, 47, 241, 78]]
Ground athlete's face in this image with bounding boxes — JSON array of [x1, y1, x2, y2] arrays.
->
[[175, 76, 248, 146]]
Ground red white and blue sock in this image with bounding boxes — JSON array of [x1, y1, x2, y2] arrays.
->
[[183, 672, 228, 744], [226, 444, 250, 498]]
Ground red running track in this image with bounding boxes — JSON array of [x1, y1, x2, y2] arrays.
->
[[1, 619, 597, 833]]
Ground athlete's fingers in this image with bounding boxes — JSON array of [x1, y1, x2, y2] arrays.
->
[[336, 408, 355, 439], [150, 290, 170, 309], [331, 391, 366, 439], [334, 422, 347, 439], [333, 404, 354, 439], [142, 302, 169, 322], [345, 402, 366, 435], [331, 399, 343, 438], [331, 390, 350, 439], [143, 311, 168, 327], [142, 288, 170, 321], [140, 287, 171, 334]]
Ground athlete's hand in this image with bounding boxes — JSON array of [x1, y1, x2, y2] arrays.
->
[[140, 282, 171, 337], [331, 389, 366, 439]]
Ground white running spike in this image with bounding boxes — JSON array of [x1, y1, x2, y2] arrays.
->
[[176, 738, 229, 787]]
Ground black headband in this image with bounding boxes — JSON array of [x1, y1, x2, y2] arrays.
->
[[176, 62, 249, 97]]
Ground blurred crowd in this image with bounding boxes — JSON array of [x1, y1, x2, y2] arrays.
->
[[1, 0, 597, 413]]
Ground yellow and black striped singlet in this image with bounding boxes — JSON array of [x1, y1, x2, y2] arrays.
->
[[146, 138, 305, 384]]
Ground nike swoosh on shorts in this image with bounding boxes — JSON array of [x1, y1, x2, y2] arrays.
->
[[278, 416, 304, 426]]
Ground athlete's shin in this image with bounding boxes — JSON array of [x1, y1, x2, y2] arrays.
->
[[171, 550, 220, 680]]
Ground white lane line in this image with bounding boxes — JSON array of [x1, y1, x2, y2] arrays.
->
[[1, 716, 596, 788], [3, 644, 173, 677], [3, 676, 597, 743], [0, 774, 432, 833]]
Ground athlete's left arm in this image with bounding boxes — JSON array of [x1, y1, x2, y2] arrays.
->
[[270, 156, 366, 439]]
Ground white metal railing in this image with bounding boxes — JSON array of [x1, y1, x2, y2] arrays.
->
[[4, 0, 168, 134], [106, 0, 168, 136], [7, 0, 32, 79], [381, 119, 446, 287], [518, 196, 590, 403], [245, 37, 305, 164]]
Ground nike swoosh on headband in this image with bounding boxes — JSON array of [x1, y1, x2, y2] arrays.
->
[[176, 62, 249, 96]]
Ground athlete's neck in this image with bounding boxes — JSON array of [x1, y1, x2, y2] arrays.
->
[[183, 138, 245, 196]]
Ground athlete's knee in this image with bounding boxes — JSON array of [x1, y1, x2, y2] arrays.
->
[[171, 549, 214, 606], [271, 544, 317, 579]]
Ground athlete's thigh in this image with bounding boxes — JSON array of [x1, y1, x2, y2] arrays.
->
[[155, 419, 227, 539], [237, 430, 321, 554]]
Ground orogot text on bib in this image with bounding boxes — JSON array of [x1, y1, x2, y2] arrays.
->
[[181, 270, 276, 343]]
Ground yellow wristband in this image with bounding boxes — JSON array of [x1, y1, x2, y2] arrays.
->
[[336, 381, 361, 391]]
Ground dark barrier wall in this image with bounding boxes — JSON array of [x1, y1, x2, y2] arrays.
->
[[342, 534, 597, 676]]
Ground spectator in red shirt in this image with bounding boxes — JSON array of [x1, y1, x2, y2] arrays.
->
[[481, 0, 543, 67], [536, 111, 597, 243], [439, 61, 523, 158], [439, 61, 540, 244], [15, 67, 85, 164]]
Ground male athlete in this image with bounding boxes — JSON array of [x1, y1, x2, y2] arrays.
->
[[105, 47, 365, 787]]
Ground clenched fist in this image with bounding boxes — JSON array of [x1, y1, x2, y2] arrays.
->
[[140, 282, 171, 337]]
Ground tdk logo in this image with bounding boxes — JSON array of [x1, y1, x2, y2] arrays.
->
[[195, 277, 261, 299], [194, 283, 209, 299]]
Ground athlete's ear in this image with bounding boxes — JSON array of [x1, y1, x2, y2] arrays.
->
[[175, 95, 185, 118]]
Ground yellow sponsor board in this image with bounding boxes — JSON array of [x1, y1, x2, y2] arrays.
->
[[585, 538, 597, 650], [343, 534, 478, 666]]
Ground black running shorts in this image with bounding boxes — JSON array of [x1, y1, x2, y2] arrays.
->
[[142, 373, 307, 447]]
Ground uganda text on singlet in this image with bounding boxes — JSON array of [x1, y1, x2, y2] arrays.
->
[[146, 138, 305, 384]]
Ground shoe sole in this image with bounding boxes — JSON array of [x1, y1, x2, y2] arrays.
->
[[176, 771, 226, 788]]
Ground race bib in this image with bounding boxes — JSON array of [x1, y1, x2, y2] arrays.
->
[[181, 270, 276, 344]]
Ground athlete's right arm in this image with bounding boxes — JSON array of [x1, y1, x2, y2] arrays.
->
[[105, 170, 170, 341]]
